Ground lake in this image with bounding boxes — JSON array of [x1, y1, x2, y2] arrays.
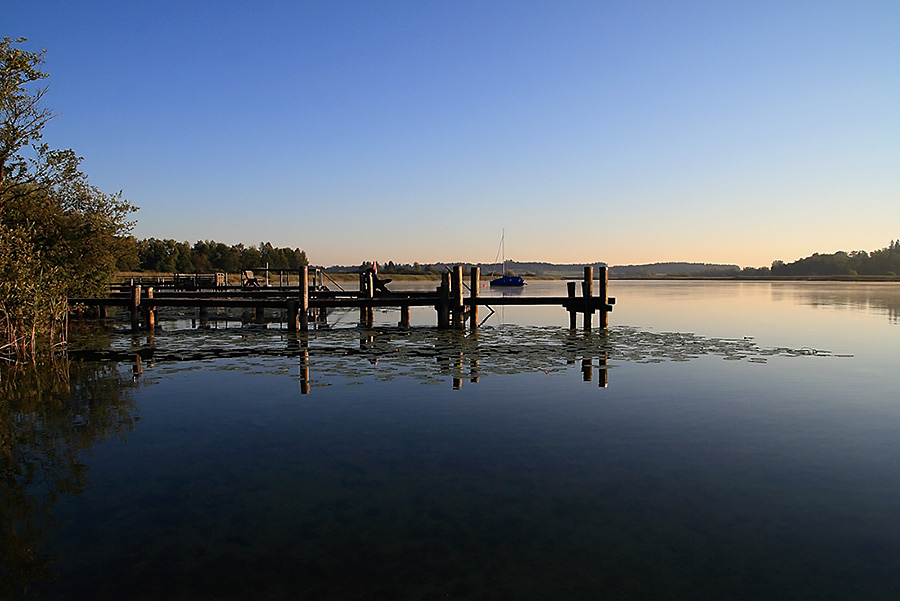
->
[[4, 280, 899, 600]]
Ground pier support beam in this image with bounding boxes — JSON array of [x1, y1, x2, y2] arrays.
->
[[567, 281, 577, 329], [130, 285, 141, 333], [451, 265, 465, 329], [360, 271, 374, 327], [286, 300, 298, 331], [598, 265, 609, 328], [143, 287, 156, 331], [582, 266, 593, 330], [437, 273, 450, 329], [469, 267, 480, 329], [299, 267, 309, 331]]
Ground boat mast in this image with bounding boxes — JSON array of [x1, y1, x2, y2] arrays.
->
[[501, 228, 506, 276]]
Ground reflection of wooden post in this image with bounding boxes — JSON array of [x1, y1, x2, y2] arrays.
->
[[299, 267, 309, 331], [299, 346, 310, 394], [255, 306, 265, 322], [470, 267, 480, 330], [582, 266, 593, 330], [598, 351, 608, 388], [130, 285, 141, 333], [567, 281, 577, 329], [582, 357, 592, 381], [437, 273, 450, 329], [199, 305, 208, 327], [452, 265, 464, 329]]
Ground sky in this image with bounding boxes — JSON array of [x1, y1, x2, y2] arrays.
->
[[8, 0, 899, 268]]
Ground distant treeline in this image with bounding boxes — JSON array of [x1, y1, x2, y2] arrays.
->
[[118, 238, 308, 273], [118, 238, 900, 278], [330, 261, 742, 278], [771, 240, 900, 277]]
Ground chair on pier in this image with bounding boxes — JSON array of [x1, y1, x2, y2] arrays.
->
[[241, 270, 262, 288]]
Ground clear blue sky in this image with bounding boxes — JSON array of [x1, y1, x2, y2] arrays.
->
[[9, 0, 899, 267]]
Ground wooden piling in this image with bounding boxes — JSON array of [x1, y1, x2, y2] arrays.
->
[[130, 284, 141, 333], [399, 304, 410, 328], [567, 281, 577, 329], [598, 265, 609, 328], [286, 299, 298, 331], [358, 273, 366, 324], [144, 287, 156, 331], [469, 267, 480, 329], [299, 267, 309, 331], [451, 265, 465, 329], [437, 273, 450, 329], [360, 271, 374, 327], [582, 266, 593, 330]]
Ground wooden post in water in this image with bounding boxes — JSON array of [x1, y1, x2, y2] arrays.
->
[[130, 284, 141, 333], [286, 299, 298, 331], [144, 287, 155, 331], [399, 304, 410, 328], [469, 267, 480, 330], [255, 306, 265, 323], [582, 266, 593, 330], [567, 281, 577, 329], [437, 272, 450, 329], [598, 265, 609, 328], [360, 271, 374, 327], [451, 265, 465, 329], [299, 267, 309, 331], [358, 273, 367, 325]]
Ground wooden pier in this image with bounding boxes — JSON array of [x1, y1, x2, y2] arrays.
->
[[69, 266, 614, 333]]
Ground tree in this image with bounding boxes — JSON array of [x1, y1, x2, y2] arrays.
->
[[1, 38, 136, 358]]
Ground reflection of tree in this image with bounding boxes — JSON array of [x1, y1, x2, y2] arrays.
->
[[0, 358, 139, 599], [792, 284, 900, 325]]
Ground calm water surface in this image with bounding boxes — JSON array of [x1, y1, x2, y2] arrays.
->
[[4, 281, 899, 600]]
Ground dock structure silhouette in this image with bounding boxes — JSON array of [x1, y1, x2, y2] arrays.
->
[[69, 266, 614, 333]]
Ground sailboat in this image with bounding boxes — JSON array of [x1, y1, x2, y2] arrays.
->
[[490, 229, 526, 287]]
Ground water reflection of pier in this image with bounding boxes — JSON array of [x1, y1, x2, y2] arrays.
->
[[287, 330, 610, 394]]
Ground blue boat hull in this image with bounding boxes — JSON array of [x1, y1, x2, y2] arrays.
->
[[490, 275, 526, 287]]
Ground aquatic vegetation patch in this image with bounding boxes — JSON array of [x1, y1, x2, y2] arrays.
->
[[66, 324, 850, 386]]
